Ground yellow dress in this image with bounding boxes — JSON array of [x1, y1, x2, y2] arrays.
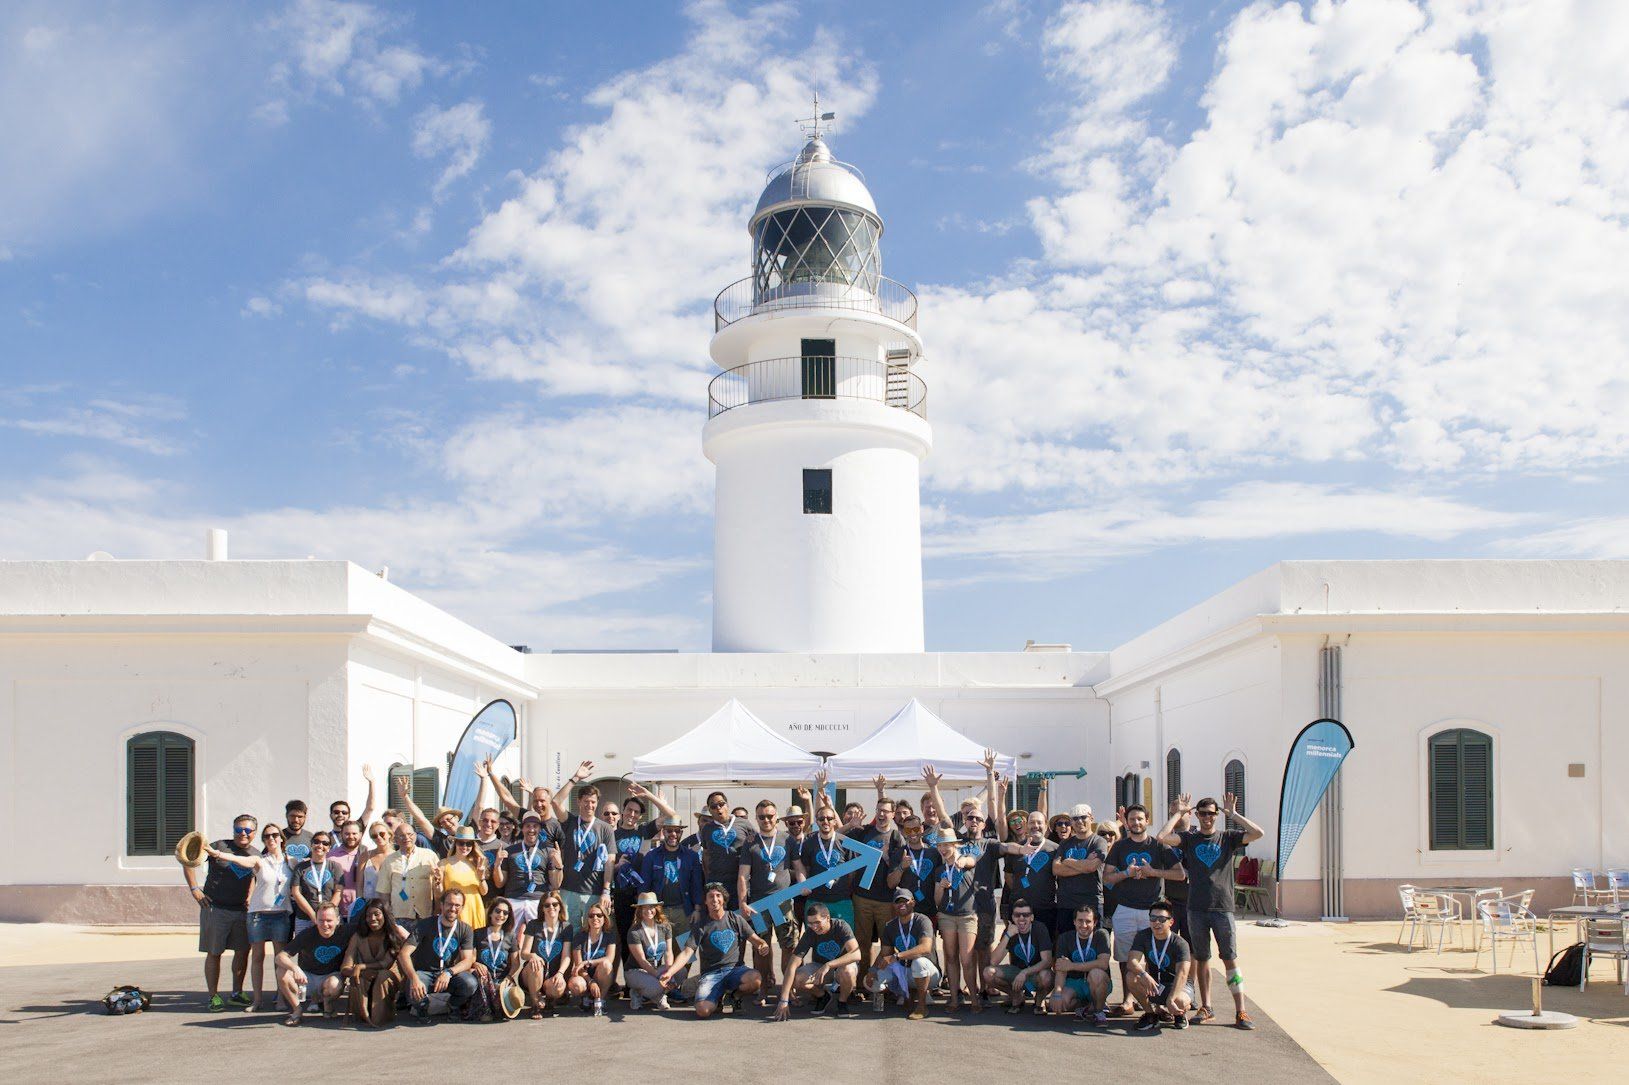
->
[[441, 857, 487, 930]]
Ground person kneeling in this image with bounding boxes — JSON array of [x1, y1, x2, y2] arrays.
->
[[869, 889, 940, 1021], [1124, 902, 1194, 1032], [772, 902, 861, 1019], [659, 883, 768, 1018], [275, 903, 351, 1026], [1047, 904, 1112, 1024], [983, 900, 1053, 1015], [403, 889, 479, 1023]]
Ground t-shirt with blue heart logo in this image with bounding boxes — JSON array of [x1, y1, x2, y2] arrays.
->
[[794, 918, 855, 965], [288, 921, 353, 975], [1106, 836, 1179, 910], [1174, 828, 1248, 912], [694, 913, 751, 973]]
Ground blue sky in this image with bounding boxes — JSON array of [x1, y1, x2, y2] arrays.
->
[[4, 0, 1628, 651]]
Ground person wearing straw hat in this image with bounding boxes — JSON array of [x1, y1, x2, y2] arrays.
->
[[493, 813, 563, 932], [639, 815, 703, 941], [396, 775, 466, 859], [624, 891, 677, 1010], [441, 826, 489, 930], [181, 815, 257, 1011]]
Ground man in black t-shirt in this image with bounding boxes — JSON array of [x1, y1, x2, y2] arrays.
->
[[274, 903, 350, 1024], [871, 889, 939, 1020], [739, 799, 798, 988], [1048, 903, 1113, 1021], [1158, 792, 1263, 1029], [1103, 804, 1180, 1009], [660, 884, 768, 1018], [849, 792, 905, 986], [182, 814, 258, 1010], [1126, 902, 1194, 1031], [493, 814, 562, 930], [793, 808, 859, 926], [558, 783, 617, 927], [773, 902, 862, 1018], [403, 890, 478, 1019]]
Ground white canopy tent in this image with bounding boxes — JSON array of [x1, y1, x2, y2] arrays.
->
[[825, 698, 1017, 782], [630, 698, 824, 783]]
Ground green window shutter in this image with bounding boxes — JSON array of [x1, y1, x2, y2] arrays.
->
[[1460, 733, 1493, 849], [1166, 749, 1182, 803], [412, 766, 440, 813], [1429, 734, 1461, 849], [1224, 760, 1246, 815], [127, 732, 195, 856], [128, 740, 160, 854]]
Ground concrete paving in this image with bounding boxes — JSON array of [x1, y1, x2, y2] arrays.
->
[[2, 956, 1330, 1084]]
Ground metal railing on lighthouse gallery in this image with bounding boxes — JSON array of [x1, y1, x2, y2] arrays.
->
[[712, 276, 919, 332], [707, 355, 928, 420]]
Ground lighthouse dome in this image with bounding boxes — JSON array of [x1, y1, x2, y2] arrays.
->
[[751, 137, 879, 223]]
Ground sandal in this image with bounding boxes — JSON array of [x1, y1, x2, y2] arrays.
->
[[282, 1014, 301, 1027]]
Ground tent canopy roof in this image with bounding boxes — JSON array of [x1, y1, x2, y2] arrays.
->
[[631, 698, 823, 783], [825, 698, 1017, 783]]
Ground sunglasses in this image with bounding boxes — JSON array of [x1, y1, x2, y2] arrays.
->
[[757, 813, 777, 820], [264, 833, 283, 840], [1196, 810, 1219, 817], [1149, 915, 1173, 924], [542, 901, 563, 909], [708, 800, 727, 808], [233, 827, 255, 835]]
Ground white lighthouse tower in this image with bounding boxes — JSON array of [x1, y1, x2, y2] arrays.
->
[[705, 104, 930, 654]]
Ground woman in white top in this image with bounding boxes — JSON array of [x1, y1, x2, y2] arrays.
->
[[207, 823, 292, 1011], [357, 821, 392, 912]]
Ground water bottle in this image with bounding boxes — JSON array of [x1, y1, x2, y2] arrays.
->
[[295, 981, 308, 1003]]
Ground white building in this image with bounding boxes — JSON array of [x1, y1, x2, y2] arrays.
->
[[3, 129, 1625, 923]]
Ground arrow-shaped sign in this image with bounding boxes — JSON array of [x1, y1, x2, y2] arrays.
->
[[742, 834, 884, 933], [1020, 767, 1087, 781]]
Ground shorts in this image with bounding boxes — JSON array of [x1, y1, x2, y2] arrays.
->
[[819, 899, 855, 929], [936, 912, 978, 939], [1111, 906, 1150, 963], [993, 963, 1040, 994], [559, 890, 599, 928], [506, 897, 540, 932], [875, 957, 940, 996], [1186, 908, 1237, 961], [685, 965, 752, 1005], [1060, 976, 1092, 1000], [974, 910, 997, 951], [769, 918, 798, 951], [247, 910, 292, 945], [198, 905, 249, 955]]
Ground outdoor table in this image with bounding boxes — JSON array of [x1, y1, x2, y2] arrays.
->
[[1420, 886, 1502, 950], [1546, 904, 1627, 959]]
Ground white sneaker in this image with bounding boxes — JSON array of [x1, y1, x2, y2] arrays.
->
[[631, 992, 644, 1011], [656, 995, 671, 1010]]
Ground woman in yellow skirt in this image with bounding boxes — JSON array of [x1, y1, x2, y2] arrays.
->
[[440, 827, 488, 930]]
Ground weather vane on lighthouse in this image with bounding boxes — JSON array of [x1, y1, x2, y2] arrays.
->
[[797, 90, 836, 139]]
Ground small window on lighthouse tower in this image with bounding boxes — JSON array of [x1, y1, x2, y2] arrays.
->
[[803, 468, 833, 514]]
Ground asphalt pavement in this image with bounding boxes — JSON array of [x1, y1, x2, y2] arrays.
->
[[1, 957, 1335, 1083]]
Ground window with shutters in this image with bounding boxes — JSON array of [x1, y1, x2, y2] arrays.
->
[[388, 763, 442, 815], [1014, 777, 1044, 815], [127, 731, 195, 855], [1429, 728, 1494, 850], [1165, 749, 1182, 807], [1223, 759, 1246, 815]]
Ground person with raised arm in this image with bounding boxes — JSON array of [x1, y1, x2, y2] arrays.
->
[[204, 823, 292, 1013], [611, 781, 675, 988], [870, 887, 939, 1021], [184, 813, 257, 1011], [327, 763, 377, 837], [771, 900, 862, 1019], [492, 812, 563, 932], [999, 811, 1059, 948], [792, 772, 859, 929], [693, 789, 747, 909], [1158, 791, 1262, 1029], [659, 883, 769, 1018], [924, 764, 982, 1012], [394, 776, 464, 859], [557, 773, 617, 928], [968, 752, 1005, 998]]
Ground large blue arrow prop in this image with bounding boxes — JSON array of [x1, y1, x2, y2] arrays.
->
[[742, 835, 884, 933], [1020, 767, 1087, 781]]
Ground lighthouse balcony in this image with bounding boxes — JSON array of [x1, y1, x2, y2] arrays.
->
[[713, 275, 918, 332], [707, 355, 927, 420]]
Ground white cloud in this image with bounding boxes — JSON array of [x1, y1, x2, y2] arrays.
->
[[1497, 517, 1629, 561], [923, 0, 1629, 506], [926, 481, 1530, 582], [0, 393, 187, 455], [258, 0, 437, 123], [301, 0, 878, 402], [411, 100, 491, 198]]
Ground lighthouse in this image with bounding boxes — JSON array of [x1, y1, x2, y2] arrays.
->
[[705, 105, 931, 653]]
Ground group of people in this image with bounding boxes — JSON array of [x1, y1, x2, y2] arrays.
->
[[184, 752, 1265, 1034]]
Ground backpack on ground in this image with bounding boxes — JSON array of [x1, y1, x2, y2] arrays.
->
[[1542, 942, 1585, 987]]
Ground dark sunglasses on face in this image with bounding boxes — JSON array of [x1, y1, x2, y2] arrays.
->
[[1149, 915, 1172, 924], [1196, 810, 1219, 817], [757, 813, 777, 820], [233, 827, 255, 835]]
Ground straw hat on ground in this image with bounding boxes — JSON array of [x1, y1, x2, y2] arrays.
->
[[497, 978, 527, 1019], [174, 831, 208, 868]]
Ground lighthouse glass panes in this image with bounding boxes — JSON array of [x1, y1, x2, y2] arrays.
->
[[754, 206, 880, 300]]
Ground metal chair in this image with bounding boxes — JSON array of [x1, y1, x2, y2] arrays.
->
[[1236, 860, 1275, 915], [1469, 888, 1504, 950], [1571, 868, 1613, 907], [1580, 915, 1628, 994], [1607, 870, 1629, 908], [1401, 889, 1460, 952], [1476, 899, 1539, 975]]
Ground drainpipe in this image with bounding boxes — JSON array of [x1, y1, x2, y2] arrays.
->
[[1319, 640, 1347, 920]]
